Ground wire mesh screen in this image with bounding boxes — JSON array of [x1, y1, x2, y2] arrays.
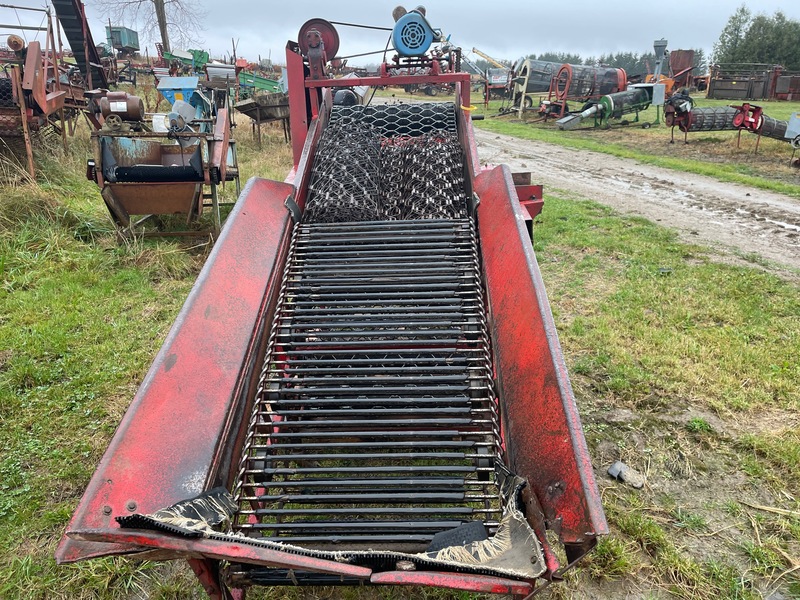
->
[[380, 132, 466, 220], [304, 121, 382, 223], [0, 108, 21, 136], [305, 102, 467, 222], [0, 78, 14, 108], [329, 102, 457, 137]]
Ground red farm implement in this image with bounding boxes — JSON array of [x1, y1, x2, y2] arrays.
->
[[0, 3, 88, 177], [58, 6, 606, 598]]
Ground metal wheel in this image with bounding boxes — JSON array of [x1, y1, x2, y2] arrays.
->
[[105, 113, 123, 130], [298, 18, 340, 58]]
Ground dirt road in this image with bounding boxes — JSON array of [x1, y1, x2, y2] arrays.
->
[[475, 129, 800, 275]]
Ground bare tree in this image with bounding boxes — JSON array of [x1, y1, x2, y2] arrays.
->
[[94, 0, 206, 53]]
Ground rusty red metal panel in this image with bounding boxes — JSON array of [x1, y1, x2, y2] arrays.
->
[[370, 571, 532, 595], [474, 165, 607, 556], [103, 182, 200, 217], [68, 529, 372, 578], [669, 50, 695, 88], [21, 42, 41, 91], [456, 83, 481, 180], [515, 184, 544, 221], [188, 558, 228, 600], [286, 43, 309, 166], [290, 118, 320, 211], [56, 177, 295, 564]]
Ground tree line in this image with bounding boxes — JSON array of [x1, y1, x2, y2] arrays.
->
[[521, 5, 799, 76], [527, 50, 707, 78], [713, 5, 800, 70]]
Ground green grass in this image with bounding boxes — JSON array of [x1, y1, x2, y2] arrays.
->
[[609, 506, 758, 598], [581, 536, 639, 580], [686, 417, 714, 434], [0, 140, 205, 598], [0, 115, 292, 599], [533, 195, 800, 414], [533, 193, 799, 597], [738, 430, 800, 490]]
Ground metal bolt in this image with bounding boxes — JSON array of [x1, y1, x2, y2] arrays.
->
[[126, 501, 137, 512], [102, 505, 112, 515]]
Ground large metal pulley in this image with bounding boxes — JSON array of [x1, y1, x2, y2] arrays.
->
[[298, 18, 339, 58], [104, 113, 123, 131]]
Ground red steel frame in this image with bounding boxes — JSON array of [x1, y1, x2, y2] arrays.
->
[[732, 102, 767, 152], [58, 35, 606, 600]]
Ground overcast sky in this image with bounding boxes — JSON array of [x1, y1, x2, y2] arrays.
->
[[4, 1, 800, 66]]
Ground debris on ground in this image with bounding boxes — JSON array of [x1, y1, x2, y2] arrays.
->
[[608, 460, 646, 489]]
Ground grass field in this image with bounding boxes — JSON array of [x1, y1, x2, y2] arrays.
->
[[0, 91, 798, 599]]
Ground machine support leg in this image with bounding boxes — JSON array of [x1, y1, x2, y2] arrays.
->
[[187, 558, 235, 600], [211, 183, 221, 236], [59, 108, 68, 151], [14, 70, 35, 179], [232, 142, 241, 195]]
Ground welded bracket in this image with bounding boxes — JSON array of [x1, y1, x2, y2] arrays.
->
[[284, 195, 301, 223], [468, 192, 481, 216]]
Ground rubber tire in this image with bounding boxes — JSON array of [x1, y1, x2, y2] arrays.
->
[[522, 95, 533, 108]]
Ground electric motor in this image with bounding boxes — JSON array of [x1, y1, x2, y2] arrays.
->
[[392, 6, 438, 56]]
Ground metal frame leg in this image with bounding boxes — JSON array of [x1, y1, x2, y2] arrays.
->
[[211, 182, 221, 237]]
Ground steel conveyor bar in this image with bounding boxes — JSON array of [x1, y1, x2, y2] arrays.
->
[[231, 218, 504, 556]]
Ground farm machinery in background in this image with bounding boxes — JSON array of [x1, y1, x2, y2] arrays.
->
[[0, 3, 92, 177], [556, 85, 659, 130], [84, 76, 239, 238], [155, 44, 282, 101], [507, 58, 561, 109], [729, 103, 800, 162], [51, 0, 108, 88], [101, 25, 140, 86], [664, 93, 800, 152], [536, 63, 627, 119], [549, 39, 668, 128], [664, 93, 738, 143], [707, 63, 800, 101], [664, 93, 800, 163], [628, 49, 701, 97], [58, 5, 607, 599], [470, 47, 512, 101]]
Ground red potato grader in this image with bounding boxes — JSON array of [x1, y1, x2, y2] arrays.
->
[[58, 7, 606, 598]]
